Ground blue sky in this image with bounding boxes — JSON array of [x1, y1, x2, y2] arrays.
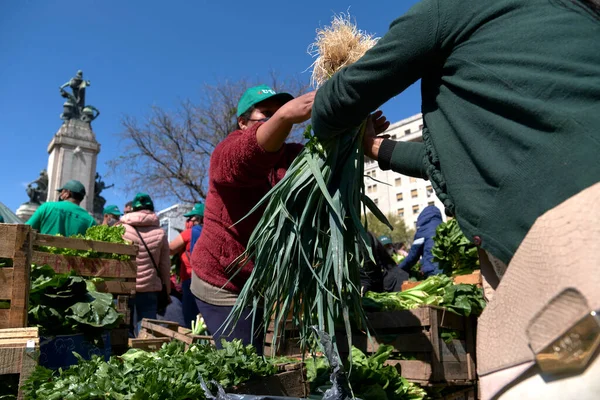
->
[[0, 0, 421, 214]]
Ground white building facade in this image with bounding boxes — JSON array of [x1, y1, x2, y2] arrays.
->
[[156, 203, 193, 241], [364, 113, 446, 229]]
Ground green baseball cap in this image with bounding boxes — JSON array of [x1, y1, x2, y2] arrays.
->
[[57, 180, 86, 196], [103, 205, 122, 216], [183, 203, 204, 218], [378, 235, 393, 246], [132, 193, 154, 211], [236, 85, 293, 118]]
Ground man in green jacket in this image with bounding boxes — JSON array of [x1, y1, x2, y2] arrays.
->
[[26, 179, 96, 236], [311, 0, 599, 398]]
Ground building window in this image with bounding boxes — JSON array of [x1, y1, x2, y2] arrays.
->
[[371, 170, 376, 178], [397, 208, 404, 217], [411, 189, 418, 199], [372, 184, 377, 192], [395, 177, 401, 186], [419, 124, 424, 130], [410, 177, 417, 184], [404, 129, 411, 135], [367, 185, 372, 193], [426, 185, 433, 197], [412, 205, 420, 215], [428, 201, 435, 206], [396, 193, 403, 202], [391, 134, 397, 140], [374, 198, 378, 205]]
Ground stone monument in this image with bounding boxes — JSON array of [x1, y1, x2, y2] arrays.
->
[[16, 170, 49, 221], [46, 70, 101, 213]]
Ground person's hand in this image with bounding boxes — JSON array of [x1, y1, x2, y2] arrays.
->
[[276, 91, 316, 124], [363, 110, 391, 160]]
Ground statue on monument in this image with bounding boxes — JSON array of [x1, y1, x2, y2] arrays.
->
[[59, 70, 100, 123], [25, 170, 49, 205], [93, 172, 114, 216]]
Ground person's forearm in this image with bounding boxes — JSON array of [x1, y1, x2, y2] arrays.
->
[[256, 114, 293, 152]]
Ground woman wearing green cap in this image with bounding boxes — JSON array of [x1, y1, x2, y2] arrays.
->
[[169, 202, 204, 328], [120, 193, 171, 335], [189, 85, 314, 351]]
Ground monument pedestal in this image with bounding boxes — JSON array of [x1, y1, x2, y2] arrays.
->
[[16, 203, 39, 223], [47, 119, 101, 214]]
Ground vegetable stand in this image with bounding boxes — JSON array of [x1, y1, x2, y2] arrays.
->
[[401, 270, 483, 291]]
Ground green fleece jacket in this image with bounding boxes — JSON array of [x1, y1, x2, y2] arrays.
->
[[312, 0, 600, 265]]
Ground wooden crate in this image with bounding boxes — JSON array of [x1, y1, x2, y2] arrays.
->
[[263, 319, 303, 357], [229, 362, 309, 398], [0, 224, 33, 329], [31, 232, 138, 324], [401, 270, 482, 291], [0, 327, 39, 400], [347, 306, 477, 385], [130, 318, 214, 350]]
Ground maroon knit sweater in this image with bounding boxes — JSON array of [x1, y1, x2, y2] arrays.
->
[[191, 122, 303, 294]]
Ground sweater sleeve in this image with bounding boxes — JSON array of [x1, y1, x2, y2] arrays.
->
[[378, 139, 428, 179], [311, 0, 440, 138], [212, 123, 288, 186]]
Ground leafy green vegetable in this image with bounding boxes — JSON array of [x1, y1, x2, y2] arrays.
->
[[440, 284, 486, 317], [363, 275, 486, 317], [308, 345, 427, 400], [431, 219, 479, 276], [38, 225, 130, 260], [28, 264, 122, 336], [23, 340, 282, 399]]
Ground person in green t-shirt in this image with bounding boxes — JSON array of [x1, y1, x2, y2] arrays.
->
[[26, 179, 96, 236]]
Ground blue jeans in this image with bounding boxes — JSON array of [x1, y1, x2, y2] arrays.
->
[[181, 279, 200, 329], [134, 292, 158, 336], [194, 297, 264, 355]]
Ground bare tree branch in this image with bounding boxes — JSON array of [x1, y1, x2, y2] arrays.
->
[[109, 74, 311, 204]]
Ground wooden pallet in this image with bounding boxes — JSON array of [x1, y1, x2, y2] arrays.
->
[[401, 270, 482, 291], [130, 319, 214, 350], [0, 225, 33, 329], [347, 306, 477, 385], [0, 327, 39, 400]]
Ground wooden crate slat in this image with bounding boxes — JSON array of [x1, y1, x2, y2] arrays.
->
[[386, 359, 433, 381], [350, 331, 433, 353], [128, 337, 170, 351], [229, 369, 308, 398], [33, 234, 138, 257], [436, 308, 467, 331], [366, 308, 431, 329], [0, 225, 32, 329], [0, 224, 30, 259], [0, 328, 39, 340], [140, 320, 195, 345], [0, 268, 13, 300], [32, 251, 137, 279], [0, 327, 39, 400]]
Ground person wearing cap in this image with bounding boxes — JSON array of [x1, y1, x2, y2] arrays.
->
[[378, 235, 402, 264], [26, 179, 96, 236], [169, 203, 204, 328], [123, 201, 133, 215], [102, 205, 122, 227], [399, 205, 443, 278], [120, 193, 171, 335], [360, 233, 409, 294], [189, 85, 315, 351]]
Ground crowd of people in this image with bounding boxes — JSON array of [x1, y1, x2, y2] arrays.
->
[[15, 1, 600, 396]]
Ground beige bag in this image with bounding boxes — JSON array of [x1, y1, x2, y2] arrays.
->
[[476, 182, 600, 400]]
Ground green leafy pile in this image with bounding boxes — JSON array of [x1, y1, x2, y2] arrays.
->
[[431, 219, 479, 276], [307, 346, 426, 400], [22, 340, 281, 399], [363, 275, 451, 311], [28, 264, 122, 336], [363, 275, 486, 317], [39, 225, 131, 260]]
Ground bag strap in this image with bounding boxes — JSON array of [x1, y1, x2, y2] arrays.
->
[[133, 226, 162, 283]]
